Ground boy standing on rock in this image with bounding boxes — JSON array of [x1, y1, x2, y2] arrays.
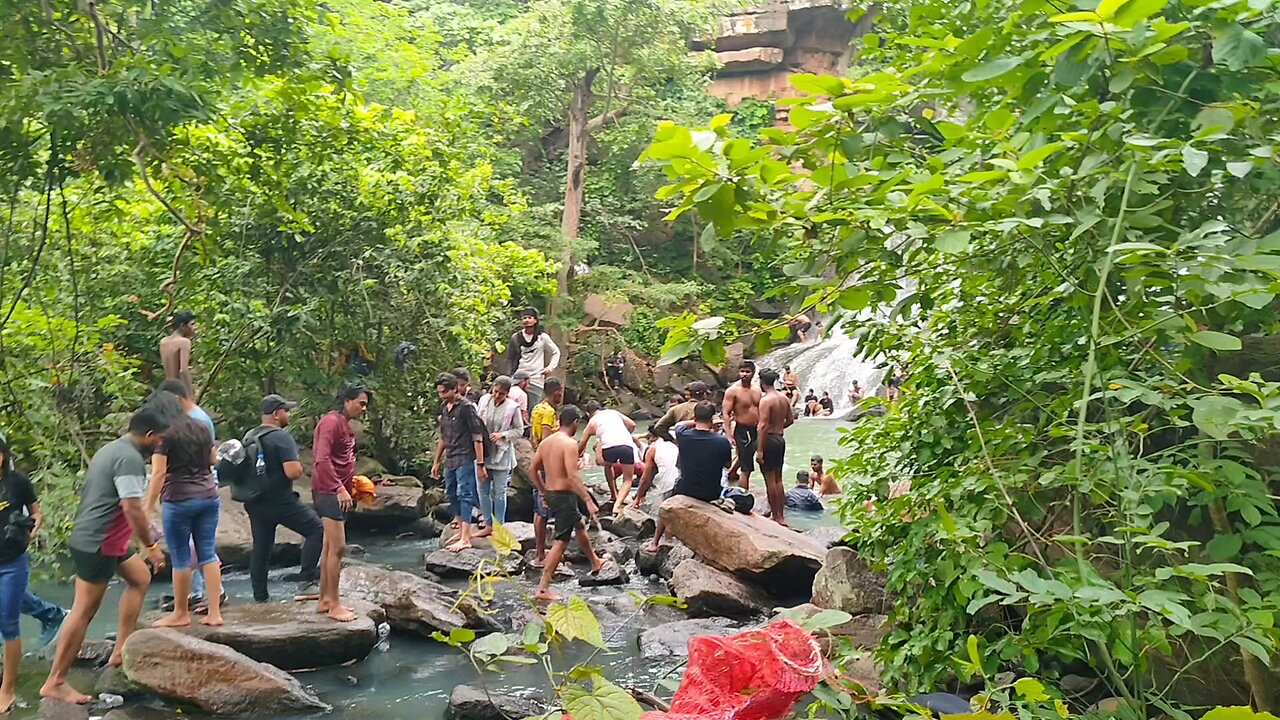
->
[[757, 368, 795, 527], [530, 405, 607, 602], [312, 384, 369, 623], [41, 400, 172, 705]]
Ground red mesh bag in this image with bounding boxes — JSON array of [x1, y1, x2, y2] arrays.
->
[[642, 619, 829, 720]]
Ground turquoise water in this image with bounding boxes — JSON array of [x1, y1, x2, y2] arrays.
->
[[12, 420, 852, 719]]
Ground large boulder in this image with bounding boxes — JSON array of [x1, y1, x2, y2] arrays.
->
[[121, 629, 330, 715], [141, 600, 380, 670], [670, 559, 772, 619], [621, 349, 653, 392], [603, 508, 656, 539], [341, 561, 470, 636], [636, 539, 694, 580], [660, 495, 825, 591], [811, 547, 888, 616], [346, 481, 425, 531], [639, 618, 740, 656], [583, 293, 635, 327], [447, 684, 546, 720], [425, 547, 524, 578]]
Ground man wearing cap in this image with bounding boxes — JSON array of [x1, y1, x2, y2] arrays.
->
[[651, 381, 710, 442], [243, 395, 324, 603], [505, 308, 561, 407]]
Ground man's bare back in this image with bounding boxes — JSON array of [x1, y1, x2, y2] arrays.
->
[[160, 333, 192, 391], [724, 383, 761, 428], [538, 431, 584, 495], [758, 391, 793, 436]]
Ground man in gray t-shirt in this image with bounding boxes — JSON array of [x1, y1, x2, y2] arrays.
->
[[41, 402, 170, 706]]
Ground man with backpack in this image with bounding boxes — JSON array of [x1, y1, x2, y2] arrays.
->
[[230, 395, 323, 603]]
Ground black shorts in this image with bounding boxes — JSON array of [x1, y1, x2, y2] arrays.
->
[[734, 425, 759, 473], [546, 491, 585, 542], [71, 547, 135, 584], [761, 434, 786, 472], [602, 445, 635, 466], [313, 492, 347, 522]]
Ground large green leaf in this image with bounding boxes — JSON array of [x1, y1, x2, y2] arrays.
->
[[562, 679, 644, 720], [961, 57, 1023, 82], [1212, 24, 1266, 70], [1181, 145, 1208, 177], [546, 597, 606, 648], [1189, 330, 1242, 351]]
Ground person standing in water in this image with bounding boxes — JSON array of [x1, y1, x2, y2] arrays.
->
[[530, 405, 607, 602], [160, 310, 197, 395], [506, 308, 561, 408], [756, 368, 795, 526], [810, 454, 841, 495], [42, 399, 172, 705], [312, 384, 369, 623], [722, 361, 761, 490]]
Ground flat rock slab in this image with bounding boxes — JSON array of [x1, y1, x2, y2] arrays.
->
[[670, 558, 772, 619], [639, 618, 741, 656], [424, 547, 524, 578], [141, 600, 380, 670], [122, 629, 330, 715], [447, 683, 546, 720], [660, 494, 825, 589], [341, 561, 470, 636], [440, 521, 537, 552]]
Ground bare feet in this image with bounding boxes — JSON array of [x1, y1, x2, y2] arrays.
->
[[531, 556, 546, 569], [590, 557, 612, 576], [473, 527, 493, 539], [327, 605, 358, 623], [534, 588, 562, 603], [201, 614, 225, 627], [40, 680, 92, 705], [446, 540, 472, 553], [0, 687, 15, 713], [316, 601, 332, 614], [153, 612, 192, 628], [107, 650, 123, 668]]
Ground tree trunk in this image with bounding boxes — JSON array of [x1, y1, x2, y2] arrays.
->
[[549, 69, 597, 344]]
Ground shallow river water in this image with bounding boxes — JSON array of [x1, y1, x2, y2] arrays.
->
[[14, 418, 852, 720]]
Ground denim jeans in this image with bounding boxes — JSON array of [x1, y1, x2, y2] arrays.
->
[[21, 590, 61, 625], [162, 496, 221, 567], [478, 468, 511, 527], [0, 553, 30, 640], [444, 463, 479, 525]]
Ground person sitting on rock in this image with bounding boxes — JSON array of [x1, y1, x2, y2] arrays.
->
[[645, 402, 732, 554], [630, 429, 679, 511], [818, 392, 834, 416], [785, 471, 824, 512], [530, 405, 609, 602]]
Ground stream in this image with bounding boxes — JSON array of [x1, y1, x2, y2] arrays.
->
[[13, 419, 852, 720]]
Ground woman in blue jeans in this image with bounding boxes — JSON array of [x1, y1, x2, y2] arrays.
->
[[475, 376, 526, 536], [0, 432, 43, 711], [147, 416, 224, 627]]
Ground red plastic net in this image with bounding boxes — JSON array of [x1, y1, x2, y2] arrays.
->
[[642, 620, 830, 720]]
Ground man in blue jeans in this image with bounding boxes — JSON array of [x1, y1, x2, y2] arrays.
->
[[431, 373, 486, 553]]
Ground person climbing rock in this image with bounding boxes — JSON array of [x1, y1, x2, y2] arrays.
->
[[432, 374, 486, 553], [506, 308, 561, 408], [578, 401, 638, 514], [756, 368, 795, 527], [312, 384, 369, 623], [646, 401, 732, 553]]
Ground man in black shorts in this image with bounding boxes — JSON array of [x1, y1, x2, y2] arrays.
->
[[722, 361, 761, 489], [756, 368, 795, 526], [531, 405, 607, 602], [646, 401, 732, 552]]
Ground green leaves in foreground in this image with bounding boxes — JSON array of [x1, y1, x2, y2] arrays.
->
[[546, 597, 606, 648], [561, 678, 644, 720]]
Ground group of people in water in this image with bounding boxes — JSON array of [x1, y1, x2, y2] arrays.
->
[[0, 305, 862, 709]]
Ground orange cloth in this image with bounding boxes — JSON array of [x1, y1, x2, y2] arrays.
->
[[352, 475, 377, 503]]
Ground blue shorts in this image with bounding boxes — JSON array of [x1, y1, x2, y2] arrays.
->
[[162, 496, 221, 568], [0, 554, 29, 640]]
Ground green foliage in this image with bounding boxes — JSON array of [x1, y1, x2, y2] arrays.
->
[[646, 0, 1280, 710]]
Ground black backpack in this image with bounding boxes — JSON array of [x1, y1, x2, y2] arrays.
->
[[220, 426, 281, 503]]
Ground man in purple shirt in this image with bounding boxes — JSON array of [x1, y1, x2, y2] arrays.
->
[[311, 384, 369, 623]]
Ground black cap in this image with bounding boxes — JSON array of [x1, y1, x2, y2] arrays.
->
[[261, 394, 299, 414], [521, 307, 540, 319], [685, 381, 710, 398]]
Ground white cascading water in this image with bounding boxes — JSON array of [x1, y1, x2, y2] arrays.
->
[[753, 320, 887, 417]]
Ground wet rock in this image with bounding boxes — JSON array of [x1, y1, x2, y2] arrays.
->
[[507, 483, 535, 522], [36, 637, 115, 667], [102, 709, 176, 720], [811, 547, 888, 615], [636, 539, 694, 580], [565, 529, 634, 566], [424, 547, 524, 578], [602, 508, 656, 539], [121, 629, 330, 715], [38, 698, 90, 720], [141, 600, 380, 670], [346, 482, 424, 531], [95, 666, 148, 698], [341, 561, 470, 636], [402, 516, 444, 539], [522, 551, 576, 582], [441, 521, 537, 553], [804, 526, 848, 549], [660, 494, 825, 589], [432, 503, 455, 524], [447, 683, 546, 720], [670, 559, 771, 619], [512, 438, 536, 490], [639, 619, 739, 656], [579, 560, 630, 588]]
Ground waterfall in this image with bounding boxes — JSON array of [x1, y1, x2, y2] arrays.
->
[[754, 321, 885, 417]]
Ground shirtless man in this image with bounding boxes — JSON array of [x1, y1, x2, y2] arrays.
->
[[531, 405, 607, 602], [756, 368, 795, 526], [159, 310, 197, 395], [810, 454, 840, 495], [782, 366, 800, 407], [722, 361, 761, 489]]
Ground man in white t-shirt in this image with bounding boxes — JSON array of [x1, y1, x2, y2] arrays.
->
[[577, 401, 637, 515]]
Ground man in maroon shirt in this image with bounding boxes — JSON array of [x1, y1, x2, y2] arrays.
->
[[312, 384, 369, 623]]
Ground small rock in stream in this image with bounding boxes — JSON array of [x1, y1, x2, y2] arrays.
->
[[447, 683, 546, 720], [579, 560, 630, 587]]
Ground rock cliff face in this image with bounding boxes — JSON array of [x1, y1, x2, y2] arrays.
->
[[702, 0, 867, 117]]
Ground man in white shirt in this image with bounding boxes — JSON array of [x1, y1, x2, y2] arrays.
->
[[576, 401, 637, 515]]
